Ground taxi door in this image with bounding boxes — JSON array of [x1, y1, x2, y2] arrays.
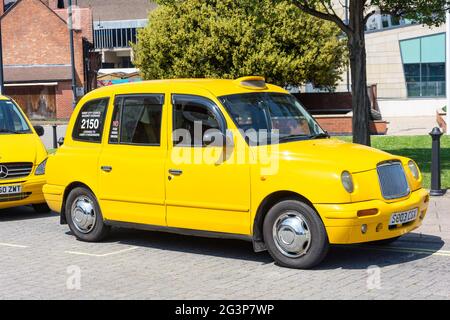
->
[[165, 94, 251, 235], [98, 94, 167, 226]]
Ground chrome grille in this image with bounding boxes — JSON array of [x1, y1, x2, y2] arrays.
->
[[0, 192, 31, 203], [0, 162, 33, 180], [377, 162, 410, 200]]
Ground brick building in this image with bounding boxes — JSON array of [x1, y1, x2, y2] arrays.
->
[[1, 0, 99, 119]]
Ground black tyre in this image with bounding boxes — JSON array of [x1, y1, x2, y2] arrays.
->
[[65, 187, 110, 242], [33, 203, 51, 213], [263, 200, 329, 269], [368, 236, 401, 246]]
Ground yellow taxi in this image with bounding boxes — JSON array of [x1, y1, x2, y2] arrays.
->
[[43, 77, 429, 269], [0, 96, 49, 213]]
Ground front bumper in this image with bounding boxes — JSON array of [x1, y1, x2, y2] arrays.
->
[[42, 184, 65, 214], [315, 188, 429, 244], [0, 177, 46, 209]]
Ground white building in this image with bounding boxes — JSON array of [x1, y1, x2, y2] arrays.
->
[[336, 12, 446, 117]]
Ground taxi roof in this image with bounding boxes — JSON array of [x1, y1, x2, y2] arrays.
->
[[85, 77, 287, 100]]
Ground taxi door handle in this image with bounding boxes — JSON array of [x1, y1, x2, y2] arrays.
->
[[169, 169, 183, 176], [101, 166, 112, 172]]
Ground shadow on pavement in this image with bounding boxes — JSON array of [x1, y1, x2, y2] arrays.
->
[[318, 233, 445, 270], [93, 227, 445, 268], [0, 206, 56, 222], [5, 206, 445, 269], [109, 228, 274, 264]]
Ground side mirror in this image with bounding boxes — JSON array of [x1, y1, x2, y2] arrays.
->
[[203, 130, 233, 148], [58, 137, 65, 147], [34, 125, 45, 137]]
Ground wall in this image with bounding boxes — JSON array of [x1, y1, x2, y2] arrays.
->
[[378, 98, 446, 117], [55, 81, 74, 119], [1, 0, 85, 86], [314, 115, 388, 135], [77, 0, 157, 21], [336, 23, 446, 99]]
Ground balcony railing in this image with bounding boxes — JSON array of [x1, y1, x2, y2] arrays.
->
[[93, 19, 147, 50], [406, 81, 446, 97]]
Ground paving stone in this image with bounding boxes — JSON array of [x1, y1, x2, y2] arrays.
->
[[0, 196, 449, 299]]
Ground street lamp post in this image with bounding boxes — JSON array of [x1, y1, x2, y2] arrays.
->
[[68, 0, 77, 108]]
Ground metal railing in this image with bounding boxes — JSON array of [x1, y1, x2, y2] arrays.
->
[[406, 81, 446, 97]]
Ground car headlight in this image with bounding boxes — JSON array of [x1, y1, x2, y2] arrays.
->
[[35, 159, 47, 176], [408, 160, 420, 180], [341, 171, 354, 193]]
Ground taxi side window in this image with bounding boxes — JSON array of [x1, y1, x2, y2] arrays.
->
[[73, 98, 109, 143], [109, 94, 164, 146], [172, 95, 224, 147]]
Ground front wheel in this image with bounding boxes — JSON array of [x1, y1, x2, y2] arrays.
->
[[263, 200, 329, 269], [65, 187, 110, 242]]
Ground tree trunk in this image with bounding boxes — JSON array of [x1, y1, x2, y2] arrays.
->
[[348, 0, 371, 146]]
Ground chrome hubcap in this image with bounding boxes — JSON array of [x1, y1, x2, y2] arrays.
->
[[272, 211, 311, 258], [71, 196, 96, 234]]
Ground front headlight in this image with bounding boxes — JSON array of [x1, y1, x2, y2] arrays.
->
[[408, 160, 420, 180], [35, 159, 47, 176], [341, 171, 354, 193]]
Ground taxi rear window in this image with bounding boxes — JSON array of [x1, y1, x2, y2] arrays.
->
[[72, 98, 109, 143]]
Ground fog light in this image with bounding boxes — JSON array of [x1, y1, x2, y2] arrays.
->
[[376, 223, 383, 232], [361, 224, 368, 234]]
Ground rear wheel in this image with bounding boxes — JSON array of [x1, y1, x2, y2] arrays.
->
[[32, 203, 51, 213], [263, 199, 329, 269], [65, 187, 110, 242]]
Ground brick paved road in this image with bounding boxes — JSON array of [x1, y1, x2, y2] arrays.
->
[[1, 195, 450, 300]]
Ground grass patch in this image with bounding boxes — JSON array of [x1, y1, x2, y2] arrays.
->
[[336, 135, 450, 189]]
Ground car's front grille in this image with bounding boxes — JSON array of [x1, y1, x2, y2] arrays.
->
[[0, 192, 31, 203], [0, 162, 33, 180], [377, 161, 410, 200]]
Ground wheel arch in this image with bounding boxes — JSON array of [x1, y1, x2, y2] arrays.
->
[[60, 181, 96, 225], [252, 190, 318, 252]]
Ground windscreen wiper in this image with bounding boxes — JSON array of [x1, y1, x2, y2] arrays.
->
[[278, 134, 309, 142], [0, 129, 19, 134], [0, 129, 29, 134], [309, 132, 330, 139]]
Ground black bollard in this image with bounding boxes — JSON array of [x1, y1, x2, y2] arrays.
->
[[429, 127, 446, 196], [52, 124, 58, 149]]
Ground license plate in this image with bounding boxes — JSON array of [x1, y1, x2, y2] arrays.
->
[[389, 208, 418, 226], [0, 185, 22, 195]]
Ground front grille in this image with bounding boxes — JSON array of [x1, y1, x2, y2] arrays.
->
[[0, 162, 33, 180], [0, 192, 31, 203], [377, 161, 410, 200]]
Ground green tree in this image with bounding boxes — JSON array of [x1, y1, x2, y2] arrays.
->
[[133, 0, 347, 89], [291, 0, 450, 145]]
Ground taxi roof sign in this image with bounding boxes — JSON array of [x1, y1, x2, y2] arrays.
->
[[235, 76, 267, 90]]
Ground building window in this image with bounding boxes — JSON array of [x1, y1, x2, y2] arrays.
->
[[400, 33, 446, 97], [365, 14, 413, 32], [57, 0, 65, 9], [94, 27, 140, 49]]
